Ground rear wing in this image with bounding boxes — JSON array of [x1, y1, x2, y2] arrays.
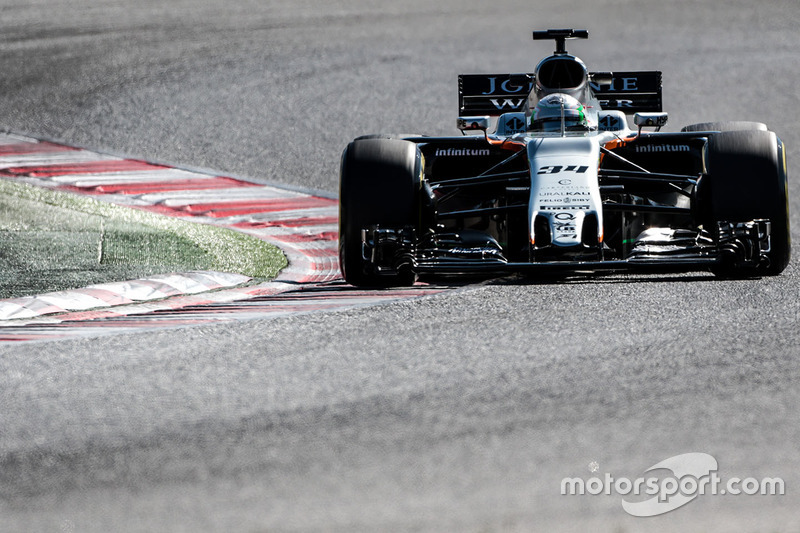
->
[[458, 71, 662, 116]]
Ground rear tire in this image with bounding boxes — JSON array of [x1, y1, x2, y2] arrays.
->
[[339, 138, 422, 287], [682, 121, 767, 133], [701, 130, 790, 276]]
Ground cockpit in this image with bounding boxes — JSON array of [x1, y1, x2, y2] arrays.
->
[[523, 30, 600, 134]]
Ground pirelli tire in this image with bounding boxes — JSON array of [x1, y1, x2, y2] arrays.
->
[[682, 121, 768, 133], [701, 130, 790, 276], [339, 138, 422, 287], [354, 134, 424, 141]]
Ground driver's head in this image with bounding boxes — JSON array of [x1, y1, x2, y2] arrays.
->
[[530, 93, 589, 132]]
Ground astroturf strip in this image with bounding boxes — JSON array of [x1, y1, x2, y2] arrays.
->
[[0, 179, 287, 299]]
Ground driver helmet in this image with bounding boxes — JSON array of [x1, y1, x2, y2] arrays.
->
[[530, 93, 589, 132]]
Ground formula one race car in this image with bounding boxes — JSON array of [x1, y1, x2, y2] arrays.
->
[[339, 29, 790, 286]]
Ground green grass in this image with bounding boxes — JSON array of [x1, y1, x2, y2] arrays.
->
[[0, 179, 286, 299]]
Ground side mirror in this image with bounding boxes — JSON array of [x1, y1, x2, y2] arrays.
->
[[634, 112, 668, 129], [457, 116, 490, 133]]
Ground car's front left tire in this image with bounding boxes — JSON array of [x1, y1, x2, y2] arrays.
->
[[700, 130, 790, 276]]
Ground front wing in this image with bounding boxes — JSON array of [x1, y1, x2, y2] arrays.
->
[[362, 219, 773, 277]]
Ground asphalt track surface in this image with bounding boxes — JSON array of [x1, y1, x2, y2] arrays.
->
[[1, 1, 799, 531]]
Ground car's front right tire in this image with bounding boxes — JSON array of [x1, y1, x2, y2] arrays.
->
[[339, 138, 422, 287]]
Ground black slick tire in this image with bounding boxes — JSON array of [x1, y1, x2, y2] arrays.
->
[[339, 138, 422, 287], [681, 121, 768, 133], [701, 130, 790, 276]]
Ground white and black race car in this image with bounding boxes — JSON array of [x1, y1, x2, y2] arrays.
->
[[339, 29, 790, 286]]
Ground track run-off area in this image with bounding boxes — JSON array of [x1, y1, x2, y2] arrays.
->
[[0, 132, 445, 341]]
